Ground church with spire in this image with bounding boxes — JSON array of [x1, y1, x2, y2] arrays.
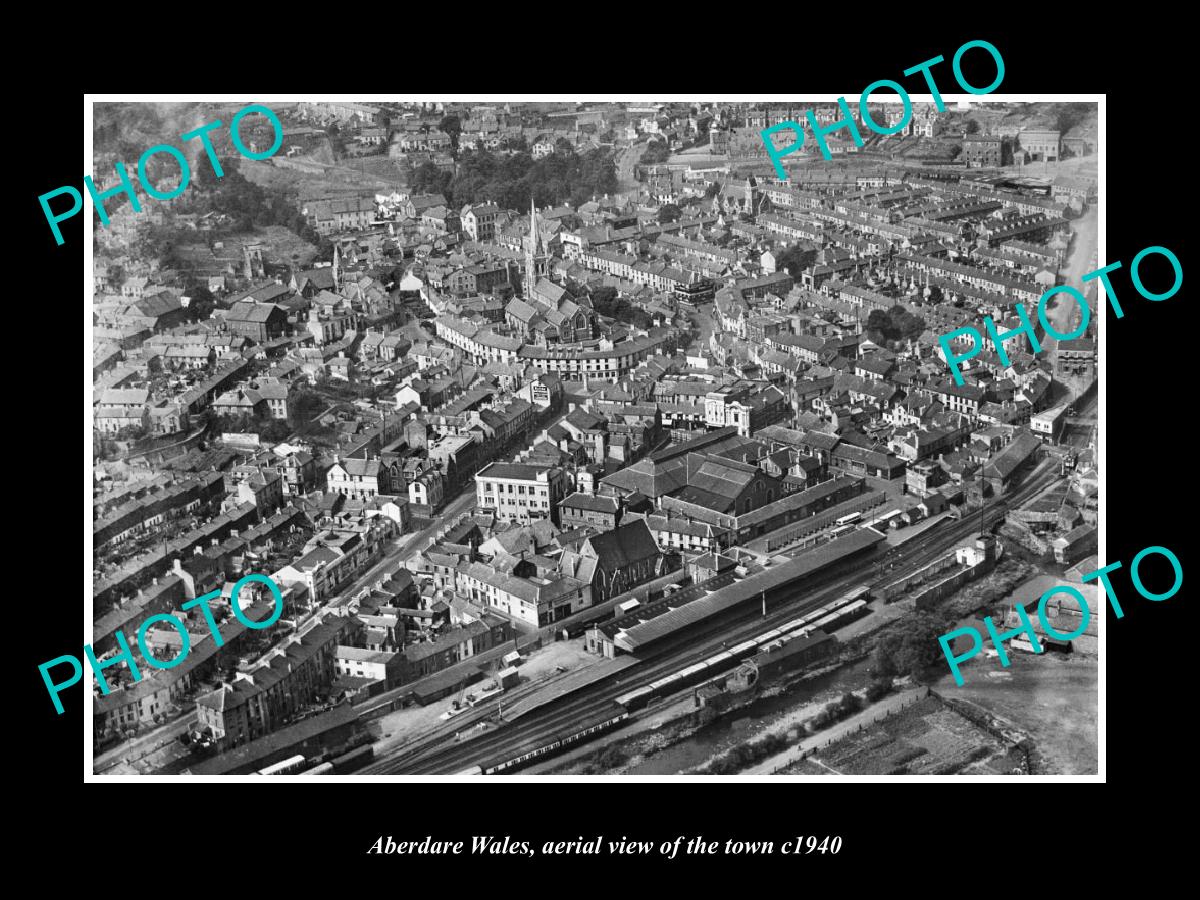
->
[[523, 197, 548, 299], [504, 198, 596, 345]]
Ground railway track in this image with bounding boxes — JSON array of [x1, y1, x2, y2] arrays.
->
[[364, 463, 1060, 774]]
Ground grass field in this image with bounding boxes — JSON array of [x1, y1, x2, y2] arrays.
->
[[238, 158, 406, 199], [935, 653, 1098, 774]]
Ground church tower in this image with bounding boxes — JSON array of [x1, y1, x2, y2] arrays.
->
[[524, 198, 544, 299]]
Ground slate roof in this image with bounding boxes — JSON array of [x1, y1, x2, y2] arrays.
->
[[561, 493, 619, 514], [984, 430, 1041, 480], [599, 458, 688, 498], [584, 518, 660, 569], [337, 458, 381, 478], [227, 301, 286, 323]]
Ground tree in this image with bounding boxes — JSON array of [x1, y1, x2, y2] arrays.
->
[[704, 181, 721, 199], [964, 119, 981, 135], [590, 286, 618, 308], [444, 147, 617, 211], [325, 123, 346, 157], [865, 678, 893, 703], [412, 161, 452, 199], [775, 244, 812, 277], [884, 304, 926, 341], [555, 137, 574, 154], [439, 114, 462, 151], [639, 139, 671, 165], [1053, 104, 1089, 137], [260, 418, 292, 442], [866, 305, 926, 344], [657, 204, 682, 224], [873, 644, 898, 678], [897, 309, 926, 341], [193, 156, 223, 192], [595, 745, 628, 770], [876, 611, 956, 682], [290, 391, 325, 429]]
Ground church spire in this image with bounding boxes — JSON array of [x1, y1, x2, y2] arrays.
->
[[525, 197, 540, 298]]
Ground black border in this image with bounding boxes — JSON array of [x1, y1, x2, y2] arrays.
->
[[34, 20, 1188, 881]]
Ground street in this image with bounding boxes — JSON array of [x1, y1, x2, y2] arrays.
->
[[1043, 203, 1098, 370], [616, 141, 645, 194], [94, 714, 196, 774], [689, 301, 715, 353]]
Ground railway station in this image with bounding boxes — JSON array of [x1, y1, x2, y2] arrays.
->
[[587, 527, 885, 658]]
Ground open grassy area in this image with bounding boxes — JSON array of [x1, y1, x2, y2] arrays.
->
[[928, 568, 1098, 774], [933, 653, 1097, 774], [238, 157, 406, 198], [219, 225, 319, 269]]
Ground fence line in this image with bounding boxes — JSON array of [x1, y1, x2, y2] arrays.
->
[[766, 686, 931, 774]]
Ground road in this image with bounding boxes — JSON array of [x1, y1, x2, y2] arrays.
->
[[365, 461, 1062, 774], [688, 301, 716, 354], [398, 488, 477, 564], [1062, 204, 1099, 292], [1044, 204, 1099, 370], [94, 714, 196, 774], [616, 141, 646, 194]]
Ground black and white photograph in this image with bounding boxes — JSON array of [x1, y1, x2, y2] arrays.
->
[[77, 94, 1109, 781]]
